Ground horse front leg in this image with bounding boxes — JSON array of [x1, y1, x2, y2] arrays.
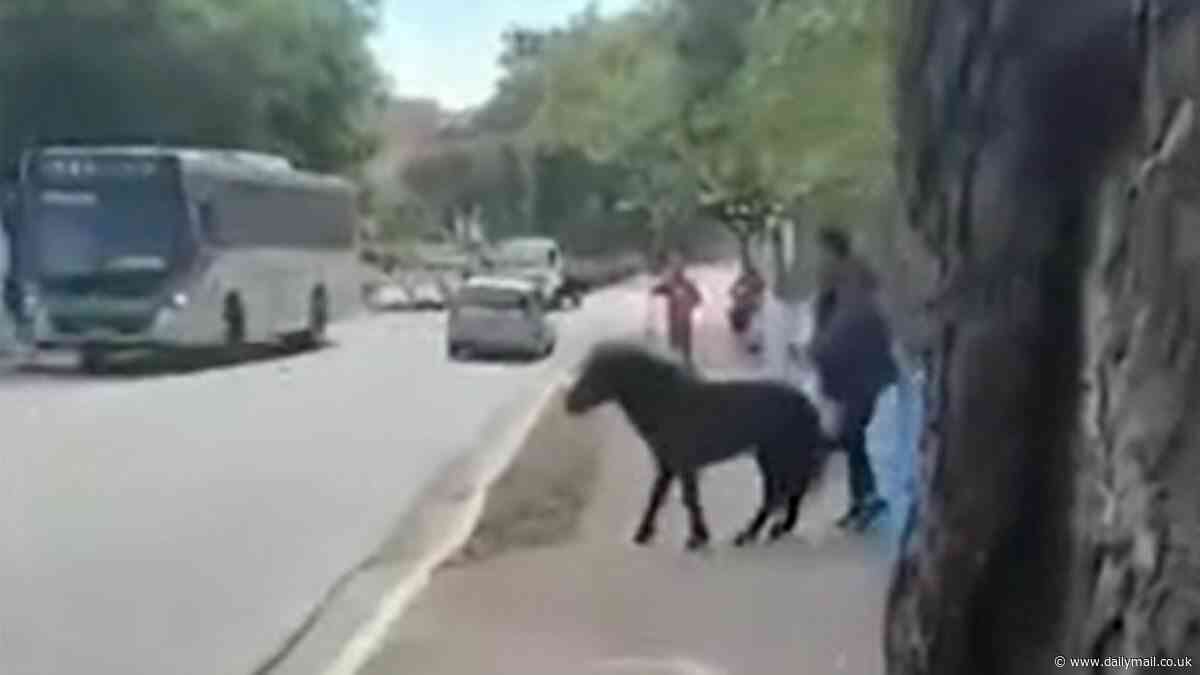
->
[[634, 468, 673, 546], [679, 471, 710, 550]]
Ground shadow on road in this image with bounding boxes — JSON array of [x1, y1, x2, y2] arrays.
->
[[451, 351, 556, 367], [13, 341, 336, 381]]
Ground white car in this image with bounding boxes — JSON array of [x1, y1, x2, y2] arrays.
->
[[405, 270, 447, 310], [446, 276, 556, 360], [364, 282, 413, 311]]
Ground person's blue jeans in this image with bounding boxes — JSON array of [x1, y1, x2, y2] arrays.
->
[[866, 365, 924, 550]]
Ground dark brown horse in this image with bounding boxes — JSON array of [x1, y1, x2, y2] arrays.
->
[[564, 341, 835, 550]]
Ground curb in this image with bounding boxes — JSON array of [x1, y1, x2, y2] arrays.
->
[[257, 375, 567, 675]]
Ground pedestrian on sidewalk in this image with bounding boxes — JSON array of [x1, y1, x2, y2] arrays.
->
[[650, 250, 702, 371], [863, 339, 926, 551], [806, 226, 899, 532]]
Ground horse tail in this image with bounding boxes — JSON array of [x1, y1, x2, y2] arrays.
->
[[805, 440, 837, 501], [792, 393, 838, 499]]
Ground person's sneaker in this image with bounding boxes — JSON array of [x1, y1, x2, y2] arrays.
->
[[835, 502, 865, 530], [852, 496, 889, 532]]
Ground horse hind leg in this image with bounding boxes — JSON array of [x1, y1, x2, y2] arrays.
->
[[735, 471, 784, 547], [734, 502, 774, 547], [769, 493, 803, 541], [770, 462, 816, 540]]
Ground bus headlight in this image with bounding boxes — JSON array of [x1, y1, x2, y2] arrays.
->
[[22, 287, 40, 314], [170, 292, 189, 308]]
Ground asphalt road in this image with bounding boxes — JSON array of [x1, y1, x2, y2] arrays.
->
[[0, 280, 657, 675]]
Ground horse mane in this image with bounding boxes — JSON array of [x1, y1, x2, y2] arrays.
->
[[592, 341, 691, 372], [586, 341, 691, 385]]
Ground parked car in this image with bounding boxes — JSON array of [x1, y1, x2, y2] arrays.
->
[[363, 281, 412, 312], [435, 269, 466, 306], [406, 269, 447, 310], [446, 276, 556, 360]]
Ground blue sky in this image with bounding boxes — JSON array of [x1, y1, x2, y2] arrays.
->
[[370, 0, 640, 110]]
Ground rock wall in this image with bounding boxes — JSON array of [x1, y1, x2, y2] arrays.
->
[[886, 1, 1200, 673], [1074, 4, 1200, 666]]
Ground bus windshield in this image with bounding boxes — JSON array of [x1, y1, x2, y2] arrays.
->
[[27, 184, 187, 296]]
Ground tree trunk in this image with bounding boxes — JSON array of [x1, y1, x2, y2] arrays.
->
[[769, 225, 787, 290], [887, 2, 1200, 674], [735, 231, 753, 270]]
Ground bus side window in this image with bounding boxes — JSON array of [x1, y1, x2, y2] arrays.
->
[[197, 202, 219, 244]]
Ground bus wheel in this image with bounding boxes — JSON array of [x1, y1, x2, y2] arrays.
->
[[304, 286, 329, 348], [223, 294, 246, 346]]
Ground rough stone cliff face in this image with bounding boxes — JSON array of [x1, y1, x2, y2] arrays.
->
[[886, 1, 1200, 673]]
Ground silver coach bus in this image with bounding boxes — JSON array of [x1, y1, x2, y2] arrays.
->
[[12, 146, 361, 370]]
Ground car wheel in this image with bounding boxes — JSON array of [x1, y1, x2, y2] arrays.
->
[[302, 286, 329, 349], [447, 342, 466, 360], [223, 293, 246, 347]]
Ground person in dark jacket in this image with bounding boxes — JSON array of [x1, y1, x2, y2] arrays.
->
[[807, 227, 899, 532]]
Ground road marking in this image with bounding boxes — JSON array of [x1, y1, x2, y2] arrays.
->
[[318, 374, 566, 675]]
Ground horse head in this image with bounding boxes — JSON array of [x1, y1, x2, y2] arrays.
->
[[565, 341, 668, 415]]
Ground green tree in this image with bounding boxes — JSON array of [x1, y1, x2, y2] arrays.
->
[[0, 0, 384, 173], [529, 147, 644, 254], [528, 7, 702, 253], [522, 0, 894, 267], [400, 139, 534, 241]]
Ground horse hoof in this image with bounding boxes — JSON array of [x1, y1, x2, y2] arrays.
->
[[767, 524, 789, 541], [633, 529, 655, 546], [685, 535, 710, 551], [733, 532, 755, 547]]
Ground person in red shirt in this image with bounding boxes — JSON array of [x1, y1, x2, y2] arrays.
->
[[651, 251, 702, 370]]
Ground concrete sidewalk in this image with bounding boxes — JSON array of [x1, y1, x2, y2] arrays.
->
[[360, 293, 893, 675], [361, 411, 891, 675]]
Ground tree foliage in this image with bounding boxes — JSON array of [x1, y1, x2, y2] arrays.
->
[[519, 0, 892, 256], [392, 0, 891, 256], [0, 0, 385, 174], [390, 15, 669, 254], [400, 138, 534, 240]]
